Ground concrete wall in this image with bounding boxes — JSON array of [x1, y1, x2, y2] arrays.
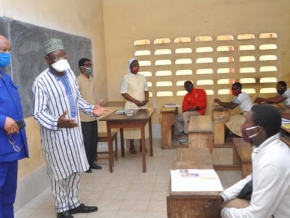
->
[[103, 0, 290, 118]]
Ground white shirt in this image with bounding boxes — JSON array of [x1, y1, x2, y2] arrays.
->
[[281, 88, 290, 107], [221, 134, 290, 218], [32, 68, 94, 180], [232, 92, 253, 112]]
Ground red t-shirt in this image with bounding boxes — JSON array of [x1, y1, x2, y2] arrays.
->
[[182, 88, 207, 115]]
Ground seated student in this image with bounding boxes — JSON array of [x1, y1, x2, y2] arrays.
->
[[214, 82, 253, 137], [175, 81, 207, 145], [254, 81, 290, 107], [220, 105, 290, 218]]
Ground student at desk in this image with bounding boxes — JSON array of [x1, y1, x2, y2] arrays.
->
[[220, 105, 290, 218], [214, 82, 253, 137], [254, 81, 290, 107], [175, 81, 207, 145]]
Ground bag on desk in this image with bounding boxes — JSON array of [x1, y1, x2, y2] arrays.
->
[[237, 180, 252, 200]]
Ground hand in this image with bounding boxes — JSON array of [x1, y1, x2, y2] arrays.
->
[[214, 98, 221, 105], [4, 117, 19, 135], [93, 99, 110, 116], [134, 100, 143, 107], [219, 196, 224, 206], [254, 97, 264, 103], [141, 99, 149, 106], [57, 111, 78, 128]]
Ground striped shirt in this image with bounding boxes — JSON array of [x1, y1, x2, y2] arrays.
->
[[32, 68, 95, 180]]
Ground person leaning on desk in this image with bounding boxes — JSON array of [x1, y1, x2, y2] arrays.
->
[[254, 81, 290, 108], [214, 82, 253, 138], [219, 105, 290, 218]]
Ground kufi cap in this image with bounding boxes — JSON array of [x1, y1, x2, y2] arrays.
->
[[44, 38, 64, 55]]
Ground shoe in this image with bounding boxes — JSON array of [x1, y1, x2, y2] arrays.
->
[[179, 136, 188, 145], [69, 203, 98, 214], [178, 134, 187, 142], [57, 211, 74, 218], [91, 163, 102, 170], [129, 145, 137, 154], [85, 168, 92, 173]]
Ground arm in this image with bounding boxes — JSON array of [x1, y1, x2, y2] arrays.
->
[[120, 76, 143, 107], [214, 98, 238, 109], [222, 165, 285, 218], [254, 95, 285, 104]]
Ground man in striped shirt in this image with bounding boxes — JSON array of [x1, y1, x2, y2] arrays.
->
[[32, 38, 105, 218]]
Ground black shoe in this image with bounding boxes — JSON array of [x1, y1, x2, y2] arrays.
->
[[85, 168, 92, 173], [57, 211, 74, 218], [91, 163, 102, 170], [69, 203, 98, 214]]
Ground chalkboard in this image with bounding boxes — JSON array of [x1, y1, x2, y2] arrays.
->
[[0, 17, 92, 118]]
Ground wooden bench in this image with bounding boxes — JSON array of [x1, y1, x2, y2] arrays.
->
[[212, 107, 229, 145], [97, 132, 118, 162], [232, 138, 252, 178], [167, 148, 221, 218], [160, 107, 178, 149], [188, 115, 214, 153]]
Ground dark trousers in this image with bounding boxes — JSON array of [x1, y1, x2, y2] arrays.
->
[[81, 121, 98, 167], [0, 161, 18, 218]]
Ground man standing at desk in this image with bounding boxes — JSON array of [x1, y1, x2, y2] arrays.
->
[[220, 105, 290, 217], [175, 81, 207, 145], [32, 38, 105, 218], [121, 58, 149, 154], [77, 58, 102, 173], [254, 81, 290, 107]]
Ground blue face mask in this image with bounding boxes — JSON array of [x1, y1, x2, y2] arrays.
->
[[185, 86, 193, 93], [0, 53, 11, 68]]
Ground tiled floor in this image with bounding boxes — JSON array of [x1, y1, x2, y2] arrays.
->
[[15, 137, 241, 218]]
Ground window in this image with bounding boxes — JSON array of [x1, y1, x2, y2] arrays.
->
[[217, 46, 234, 52], [196, 57, 213, 64], [174, 37, 191, 43], [155, 60, 171, 66], [154, 38, 170, 44], [176, 70, 192, 76], [196, 47, 213, 53], [175, 59, 192, 65], [195, 36, 212, 42], [135, 50, 151, 56], [134, 39, 150, 45], [156, 70, 172, 76], [196, 69, 213, 74], [175, 48, 192, 54], [155, 49, 171, 55]]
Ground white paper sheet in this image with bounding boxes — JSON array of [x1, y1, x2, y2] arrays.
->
[[170, 169, 224, 192]]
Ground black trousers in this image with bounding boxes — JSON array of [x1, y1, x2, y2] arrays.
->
[[81, 121, 98, 167]]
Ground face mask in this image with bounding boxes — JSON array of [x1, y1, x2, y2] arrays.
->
[[185, 86, 193, 93], [277, 88, 285, 95], [241, 124, 259, 143], [0, 53, 11, 68], [83, 67, 93, 75], [51, 59, 70, 72], [131, 66, 139, 74], [232, 89, 240, 96]]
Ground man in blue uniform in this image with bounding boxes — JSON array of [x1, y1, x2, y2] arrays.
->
[[0, 35, 29, 218]]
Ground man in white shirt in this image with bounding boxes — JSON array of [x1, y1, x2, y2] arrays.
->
[[220, 104, 290, 218], [255, 81, 290, 107]]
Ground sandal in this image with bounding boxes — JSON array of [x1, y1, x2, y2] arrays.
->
[[129, 145, 137, 154]]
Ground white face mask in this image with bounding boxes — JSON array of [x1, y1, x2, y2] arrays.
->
[[51, 59, 71, 72]]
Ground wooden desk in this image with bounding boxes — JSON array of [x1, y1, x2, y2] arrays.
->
[[167, 148, 221, 218], [212, 108, 229, 145], [188, 115, 214, 153], [100, 108, 155, 173], [233, 138, 252, 178], [160, 107, 178, 148]]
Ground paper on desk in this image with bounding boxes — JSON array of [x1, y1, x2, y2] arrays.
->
[[282, 118, 290, 124], [163, 103, 181, 108], [170, 169, 224, 192]]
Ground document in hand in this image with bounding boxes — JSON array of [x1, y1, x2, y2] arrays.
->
[[170, 169, 224, 192]]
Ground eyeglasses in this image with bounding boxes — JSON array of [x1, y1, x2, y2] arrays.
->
[[8, 135, 23, 152], [50, 54, 68, 62]]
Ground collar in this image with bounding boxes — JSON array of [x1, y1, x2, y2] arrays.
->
[[252, 133, 280, 153]]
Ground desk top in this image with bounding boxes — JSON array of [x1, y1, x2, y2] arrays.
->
[[281, 124, 290, 134], [188, 115, 213, 133], [100, 108, 155, 121], [160, 107, 177, 113]]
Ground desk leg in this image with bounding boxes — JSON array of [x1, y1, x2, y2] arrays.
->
[[120, 128, 124, 157], [141, 125, 146, 173], [149, 118, 153, 157], [106, 124, 113, 173]]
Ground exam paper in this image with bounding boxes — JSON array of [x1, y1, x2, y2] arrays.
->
[[170, 169, 224, 192]]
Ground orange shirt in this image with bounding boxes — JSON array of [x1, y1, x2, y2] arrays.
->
[[182, 88, 207, 115]]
